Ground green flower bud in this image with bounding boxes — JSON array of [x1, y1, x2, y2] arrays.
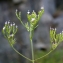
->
[[52, 42, 58, 50]]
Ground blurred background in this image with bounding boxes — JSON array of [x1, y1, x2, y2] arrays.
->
[[0, 0, 63, 63]]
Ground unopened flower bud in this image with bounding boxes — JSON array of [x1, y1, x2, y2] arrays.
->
[[52, 43, 58, 50], [33, 10, 35, 12], [41, 7, 44, 9], [13, 23, 15, 26], [5, 21, 7, 24], [62, 31, 63, 33], [60, 33, 61, 35], [50, 27, 52, 30], [16, 9, 18, 12], [8, 21, 10, 24], [11, 24, 12, 26], [55, 28, 56, 31], [31, 18, 35, 22], [10, 34, 14, 37], [27, 10, 30, 14], [52, 28, 54, 30], [16, 25, 18, 28], [3, 27, 5, 30]]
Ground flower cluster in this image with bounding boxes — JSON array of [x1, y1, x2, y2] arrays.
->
[[16, 7, 44, 32], [27, 8, 44, 31], [2, 21, 18, 46], [2, 7, 63, 62], [50, 27, 63, 49]]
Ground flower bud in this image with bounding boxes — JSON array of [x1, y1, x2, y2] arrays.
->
[[16, 25, 18, 28], [41, 7, 44, 9], [52, 43, 58, 50], [13, 23, 15, 26], [31, 18, 35, 22], [55, 28, 56, 31], [11, 24, 12, 26], [5, 21, 7, 24], [3, 27, 5, 30], [27, 10, 30, 14]]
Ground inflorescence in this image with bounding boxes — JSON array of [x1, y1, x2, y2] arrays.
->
[[50, 27, 63, 49], [16, 7, 44, 32], [2, 6, 63, 62], [2, 21, 18, 46]]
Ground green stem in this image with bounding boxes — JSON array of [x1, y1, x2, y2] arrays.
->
[[34, 43, 58, 61], [34, 50, 53, 61], [8, 40, 32, 62], [30, 30, 34, 63]]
